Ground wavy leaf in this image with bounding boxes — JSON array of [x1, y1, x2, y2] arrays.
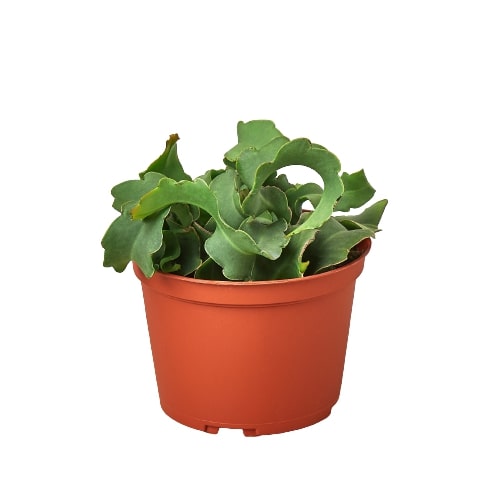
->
[[111, 172, 165, 212], [131, 177, 218, 219], [131, 177, 286, 280], [334, 170, 376, 212], [250, 227, 318, 280], [239, 217, 288, 260], [303, 218, 372, 275], [286, 183, 323, 223], [203, 229, 258, 280], [172, 226, 202, 276], [194, 258, 227, 280], [335, 199, 388, 232], [241, 185, 291, 222], [140, 134, 191, 181], [239, 138, 344, 237], [101, 201, 168, 277], [268, 173, 294, 192], [236, 136, 290, 188], [155, 230, 181, 271], [209, 169, 245, 228], [224, 120, 287, 166]]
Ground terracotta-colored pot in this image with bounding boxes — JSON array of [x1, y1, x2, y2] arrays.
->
[[134, 238, 371, 436]]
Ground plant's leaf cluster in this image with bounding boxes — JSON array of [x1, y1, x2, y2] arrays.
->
[[102, 120, 387, 281]]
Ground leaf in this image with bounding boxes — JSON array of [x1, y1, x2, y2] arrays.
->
[[168, 203, 200, 228], [224, 120, 288, 166], [155, 225, 202, 276], [101, 201, 168, 277], [194, 258, 227, 280], [235, 137, 290, 188], [253, 210, 275, 224], [241, 185, 292, 223], [335, 199, 388, 232], [209, 169, 245, 228], [250, 228, 318, 280], [159, 261, 181, 273], [267, 173, 294, 192], [132, 177, 219, 219], [172, 226, 202, 276], [238, 138, 344, 237], [334, 170, 376, 212], [285, 183, 323, 222], [140, 134, 191, 181], [131, 177, 286, 280], [302, 218, 372, 275], [131, 177, 260, 253], [239, 217, 288, 260], [196, 168, 225, 185], [203, 229, 259, 281], [111, 172, 165, 212], [155, 230, 181, 271]]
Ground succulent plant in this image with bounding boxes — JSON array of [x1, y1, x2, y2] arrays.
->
[[102, 120, 387, 281]]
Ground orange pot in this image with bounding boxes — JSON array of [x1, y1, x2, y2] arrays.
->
[[134, 239, 371, 436]]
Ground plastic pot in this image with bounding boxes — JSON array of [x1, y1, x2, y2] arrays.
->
[[133, 238, 371, 436]]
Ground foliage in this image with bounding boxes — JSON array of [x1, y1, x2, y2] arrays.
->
[[102, 121, 387, 281]]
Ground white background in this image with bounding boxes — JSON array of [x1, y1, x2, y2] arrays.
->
[[1, 0, 499, 498]]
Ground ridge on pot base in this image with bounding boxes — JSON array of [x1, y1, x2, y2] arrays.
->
[[134, 239, 371, 436]]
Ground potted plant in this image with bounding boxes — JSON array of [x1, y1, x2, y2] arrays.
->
[[101, 120, 387, 436]]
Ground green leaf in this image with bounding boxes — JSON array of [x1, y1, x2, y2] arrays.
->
[[238, 138, 344, 237], [334, 170, 376, 212], [285, 183, 323, 222], [155, 226, 202, 276], [131, 177, 284, 280], [111, 172, 165, 212], [203, 229, 258, 281], [155, 230, 181, 271], [253, 210, 275, 224], [194, 258, 227, 280], [224, 120, 287, 166], [101, 201, 168, 277], [196, 168, 225, 185], [250, 227, 317, 280], [209, 169, 245, 228], [235, 137, 290, 188], [335, 199, 388, 232], [159, 261, 181, 273], [172, 226, 202, 276], [267, 173, 294, 192], [132, 177, 219, 219], [303, 218, 372, 275], [167, 203, 201, 228], [131, 177, 260, 253], [139, 134, 191, 181], [239, 217, 288, 260], [241, 185, 292, 223]]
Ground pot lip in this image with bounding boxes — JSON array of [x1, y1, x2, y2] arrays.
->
[[134, 238, 371, 288]]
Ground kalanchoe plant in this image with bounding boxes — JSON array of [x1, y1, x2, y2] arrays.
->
[[102, 120, 387, 281]]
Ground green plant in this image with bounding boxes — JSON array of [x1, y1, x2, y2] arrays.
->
[[101, 120, 387, 281]]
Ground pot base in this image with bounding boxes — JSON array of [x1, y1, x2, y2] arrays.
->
[[162, 405, 333, 437]]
